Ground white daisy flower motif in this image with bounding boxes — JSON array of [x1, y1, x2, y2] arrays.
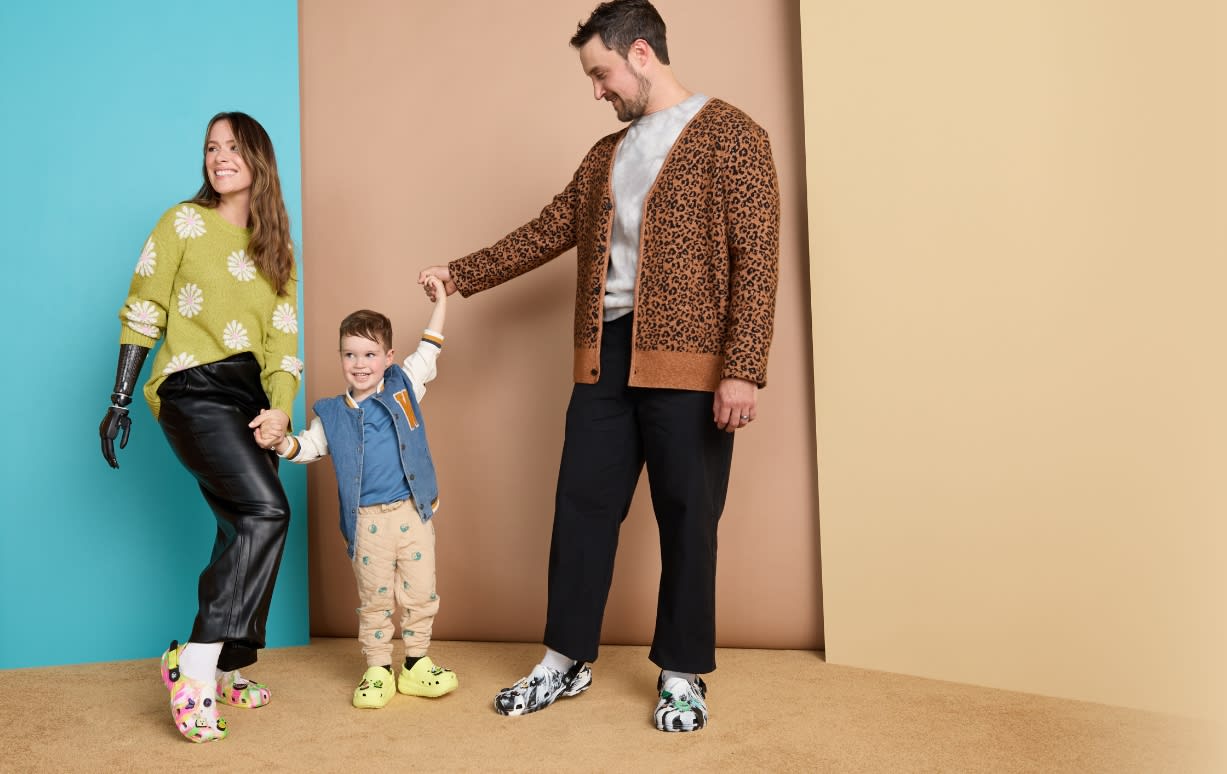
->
[[127, 322, 160, 337], [281, 355, 304, 379], [135, 239, 157, 277], [272, 303, 299, 334], [177, 283, 204, 318], [227, 250, 257, 282], [223, 320, 250, 350], [126, 300, 159, 326], [173, 206, 207, 239], [124, 301, 161, 338], [163, 352, 199, 374]]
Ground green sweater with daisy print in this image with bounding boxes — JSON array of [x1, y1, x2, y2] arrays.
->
[[118, 203, 302, 420]]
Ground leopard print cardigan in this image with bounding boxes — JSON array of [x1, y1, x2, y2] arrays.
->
[[449, 98, 779, 391]]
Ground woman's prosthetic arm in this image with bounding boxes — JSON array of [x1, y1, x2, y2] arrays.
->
[[100, 344, 149, 468]]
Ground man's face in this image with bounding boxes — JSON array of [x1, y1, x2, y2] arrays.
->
[[579, 37, 651, 122]]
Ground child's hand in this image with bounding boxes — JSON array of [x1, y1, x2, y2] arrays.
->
[[424, 275, 447, 306], [418, 267, 456, 301], [254, 424, 283, 451], [256, 424, 281, 449], [249, 408, 288, 451], [421, 273, 448, 335]]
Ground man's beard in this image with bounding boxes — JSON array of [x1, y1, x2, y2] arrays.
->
[[613, 71, 652, 122]]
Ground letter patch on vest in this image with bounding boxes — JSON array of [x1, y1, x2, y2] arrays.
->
[[392, 389, 419, 430]]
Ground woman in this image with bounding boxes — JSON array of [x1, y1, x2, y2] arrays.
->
[[99, 112, 300, 743]]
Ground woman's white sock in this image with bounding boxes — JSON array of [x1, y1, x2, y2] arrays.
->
[[179, 641, 222, 684]]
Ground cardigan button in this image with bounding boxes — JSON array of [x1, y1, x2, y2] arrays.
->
[[409, 474, 415, 481], [590, 368, 598, 376], [603, 201, 612, 211]]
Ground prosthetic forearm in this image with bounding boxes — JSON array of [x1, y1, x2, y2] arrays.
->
[[100, 344, 150, 468], [112, 344, 148, 404]]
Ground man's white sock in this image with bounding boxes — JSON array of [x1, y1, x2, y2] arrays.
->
[[662, 669, 697, 685], [542, 648, 576, 673]]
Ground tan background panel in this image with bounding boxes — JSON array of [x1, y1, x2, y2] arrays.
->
[[298, 0, 820, 652], [802, 0, 1226, 718]]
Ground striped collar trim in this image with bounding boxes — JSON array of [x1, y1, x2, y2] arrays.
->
[[345, 378, 386, 408]]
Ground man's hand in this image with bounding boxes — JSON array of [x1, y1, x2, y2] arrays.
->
[[418, 265, 457, 300], [712, 377, 757, 433], [99, 402, 132, 468], [249, 408, 289, 451]]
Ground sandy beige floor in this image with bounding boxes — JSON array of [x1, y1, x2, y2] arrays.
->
[[0, 638, 1219, 772]]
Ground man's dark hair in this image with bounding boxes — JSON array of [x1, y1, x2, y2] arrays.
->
[[570, 0, 669, 65]]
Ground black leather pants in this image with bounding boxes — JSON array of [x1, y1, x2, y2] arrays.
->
[[157, 353, 291, 672]]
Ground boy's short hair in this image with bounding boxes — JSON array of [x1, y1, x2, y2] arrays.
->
[[339, 309, 393, 350]]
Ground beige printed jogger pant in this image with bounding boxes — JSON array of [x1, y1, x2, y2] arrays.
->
[[351, 499, 439, 667]]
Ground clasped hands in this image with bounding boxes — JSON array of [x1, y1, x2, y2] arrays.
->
[[249, 408, 290, 452]]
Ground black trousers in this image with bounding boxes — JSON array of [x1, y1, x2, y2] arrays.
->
[[543, 315, 734, 674], [157, 353, 291, 672]]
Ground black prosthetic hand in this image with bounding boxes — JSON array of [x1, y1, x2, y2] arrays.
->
[[100, 344, 149, 468]]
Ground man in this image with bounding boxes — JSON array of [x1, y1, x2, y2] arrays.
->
[[418, 0, 779, 733]]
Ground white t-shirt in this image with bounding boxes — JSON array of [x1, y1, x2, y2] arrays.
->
[[604, 93, 710, 322]]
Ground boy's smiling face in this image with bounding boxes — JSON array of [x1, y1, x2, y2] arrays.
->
[[340, 334, 394, 402]]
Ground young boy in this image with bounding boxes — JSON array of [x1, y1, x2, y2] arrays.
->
[[259, 276, 457, 708]]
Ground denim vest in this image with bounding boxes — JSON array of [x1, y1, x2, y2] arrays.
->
[[314, 364, 439, 557]]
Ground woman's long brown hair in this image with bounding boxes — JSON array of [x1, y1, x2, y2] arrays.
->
[[187, 112, 295, 296]]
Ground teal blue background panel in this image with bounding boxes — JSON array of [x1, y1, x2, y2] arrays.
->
[[0, 0, 309, 668]]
